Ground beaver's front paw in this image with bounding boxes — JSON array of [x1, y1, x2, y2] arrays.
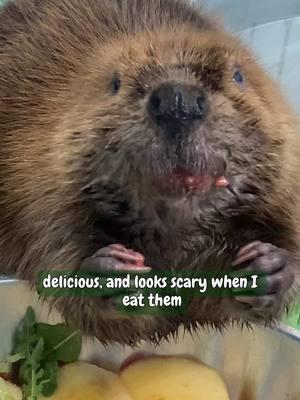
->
[[81, 244, 150, 273], [81, 244, 151, 310], [232, 241, 294, 310]]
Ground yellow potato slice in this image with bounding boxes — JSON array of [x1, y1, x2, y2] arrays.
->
[[43, 361, 130, 400], [119, 356, 230, 400], [0, 377, 22, 400]]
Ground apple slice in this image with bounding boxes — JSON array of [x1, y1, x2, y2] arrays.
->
[[119, 355, 229, 400], [120, 352, 154, 371]]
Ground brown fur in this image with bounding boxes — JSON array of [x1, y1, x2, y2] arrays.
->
[[0, 0, 299, 345]]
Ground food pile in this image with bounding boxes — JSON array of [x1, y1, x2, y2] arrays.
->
[[0, 308, 229, 400]]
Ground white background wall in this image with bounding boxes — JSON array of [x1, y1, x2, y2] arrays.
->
[[241, 18, 300, 112], [201, 0, 300, 31]]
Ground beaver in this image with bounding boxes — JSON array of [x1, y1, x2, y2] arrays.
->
[[0, 0, 298, 345]]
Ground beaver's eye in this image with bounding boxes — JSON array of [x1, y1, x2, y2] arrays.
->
[[111, 74, 122, 94], [233, 69, 244, 85]]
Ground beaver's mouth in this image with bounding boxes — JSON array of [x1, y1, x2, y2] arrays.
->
[[156, 166, 229, 193]]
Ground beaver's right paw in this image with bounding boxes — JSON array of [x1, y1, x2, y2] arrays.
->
[[81, 244, 151, 311]]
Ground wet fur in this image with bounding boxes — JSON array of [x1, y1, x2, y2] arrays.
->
[[0, 0, 299, 345]]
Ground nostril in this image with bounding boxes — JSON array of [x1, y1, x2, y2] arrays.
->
[[150, 95, 161, 111], [197, 96, 206, 111], [148, 82, 208, 130]]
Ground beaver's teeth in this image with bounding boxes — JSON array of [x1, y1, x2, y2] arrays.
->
[[215, 176, 229, 188], [186, 176, 195, 186]]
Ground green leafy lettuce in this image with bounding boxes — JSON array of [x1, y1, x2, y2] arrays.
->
[[6, 307, 82, 400]]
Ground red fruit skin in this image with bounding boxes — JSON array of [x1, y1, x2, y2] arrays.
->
[[0, 373, 12, 382], [119, 353, 199, 372], [119, 352, 154, 372]]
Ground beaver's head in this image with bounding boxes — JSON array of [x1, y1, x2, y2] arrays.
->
[[63, 27, 295, 228]]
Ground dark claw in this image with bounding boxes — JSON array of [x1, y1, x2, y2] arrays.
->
[[233, 252, 288, 276], [235, 241, 262, 259], [233, 241, 294, 311], [233, 242, 277, 267], [265, 269, 294, 295], [235, 295, 276, 310]]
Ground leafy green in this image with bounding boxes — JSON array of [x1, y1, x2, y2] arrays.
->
[[283, 299, 300, 329], [36, 324, 81, 363], [12, 308, 37, 359], [37, 361, 59, 397], [6, 307, 82, 400]]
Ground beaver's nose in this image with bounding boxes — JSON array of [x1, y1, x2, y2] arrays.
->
[[148, 82, 208, 134]]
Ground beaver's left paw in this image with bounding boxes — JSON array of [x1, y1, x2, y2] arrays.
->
[[232, 241, 294, 310]]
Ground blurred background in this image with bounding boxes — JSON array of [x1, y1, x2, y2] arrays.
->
[[202, 0, 300, 113]]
